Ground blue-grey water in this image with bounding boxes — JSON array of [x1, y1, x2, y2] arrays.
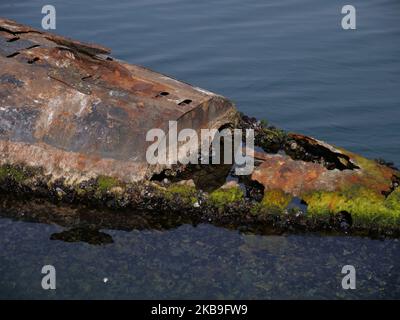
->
[[0, 0, 399, 299]]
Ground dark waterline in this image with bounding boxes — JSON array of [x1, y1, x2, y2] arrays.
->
[[0, 0, 399, 299]]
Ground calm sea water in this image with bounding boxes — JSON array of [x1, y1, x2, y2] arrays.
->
[[0, 0, 399, 299]]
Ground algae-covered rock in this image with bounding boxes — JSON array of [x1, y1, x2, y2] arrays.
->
[[303, 188, 400, 228], [162, 183, 199, 205], [209, 185, 245, 209], [251, 134, 400, 229], [261, 189, 292, 212]]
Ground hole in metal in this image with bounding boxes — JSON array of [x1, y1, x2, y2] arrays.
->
[[27, 57, 40, 64], [178, 99, 192, 106]]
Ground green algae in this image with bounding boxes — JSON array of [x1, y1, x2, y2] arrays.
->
[[0, 164, 31, 183], [303, 187, 400, 227], [295, 148, 400, 227], [261, 189, 292, 211], [351, 152, 386, 176], [96, 175, 120, 192], [209, 187, 244, 208], [163, 184, 198, 205], [248, 189, 293, 216], [385, 188, 400, 213]]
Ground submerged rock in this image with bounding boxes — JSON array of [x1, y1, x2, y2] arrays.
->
[[0, 18, 399, 236]]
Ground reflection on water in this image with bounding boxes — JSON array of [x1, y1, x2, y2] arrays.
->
[[0, 197, 399, 299], [50, 227, 114, 245]]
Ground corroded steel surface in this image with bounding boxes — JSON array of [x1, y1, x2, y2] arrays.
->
[[251, 133, 397, 197], [0, 18, 237, 182]]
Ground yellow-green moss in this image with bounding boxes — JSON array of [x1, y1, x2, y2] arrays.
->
[[303, 187, 400, 227], [164, 184, 198, 205], [209, 187, 244, 208], [97, 175, 120, 192], [385, 188, 400, 213], [261, 189, 292, 212], [0, 165, 29, 183]]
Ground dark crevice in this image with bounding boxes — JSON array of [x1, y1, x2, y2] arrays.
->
[[150, 125, 236, 192], [284, 136, 360, 171], [151, 164, 233, 193], [375, 158, 399, 171], [14, 30, 43, 35], [0, 26, 16, 35], [150, 170, 169, 182], [7, 37, 20, 42], [81, 75, 92, 81], [237, 176, 264, 202], [382, 175, 400, 198], [26, 44, 40, 50], [331, 210, 353, 231], [46, 36, 111, 57], [0, 26, 42, 36], [239, 113, 359, 171], [6, 52, 20, 58]]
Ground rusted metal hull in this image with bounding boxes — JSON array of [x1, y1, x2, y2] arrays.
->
[[0, 18, 237, 183]]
